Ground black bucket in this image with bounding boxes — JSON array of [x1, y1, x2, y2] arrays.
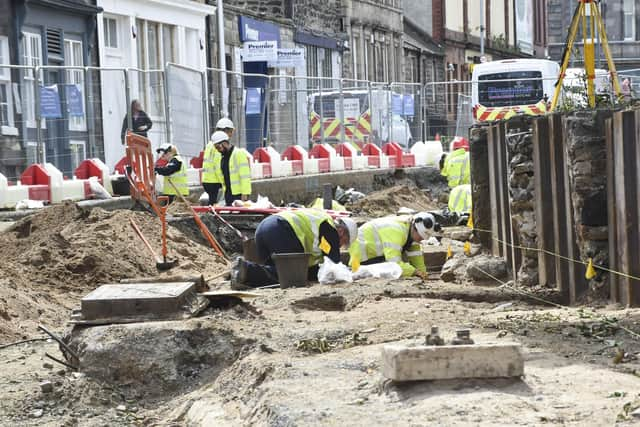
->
[[242, 238, 264, 263], [111, 176, 131, 196], [271, 252, 310, 288]]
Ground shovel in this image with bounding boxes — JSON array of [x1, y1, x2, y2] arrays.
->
[[130, 218, 176, 271], [209, 207, 247, 242]]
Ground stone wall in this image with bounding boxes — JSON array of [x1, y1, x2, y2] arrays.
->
[[505, 117, 538, 286], [563, 111, 610, 295]]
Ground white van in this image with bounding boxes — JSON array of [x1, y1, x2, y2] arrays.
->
[[308, 89, 413, 148], [471, 59, 560, 121]]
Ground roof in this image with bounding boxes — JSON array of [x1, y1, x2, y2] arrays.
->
[[26, 0, 102, 15]]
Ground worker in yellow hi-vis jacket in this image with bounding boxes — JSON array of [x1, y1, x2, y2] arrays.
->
[[348, 212, 441, 280], [202, 130, 251, 206]]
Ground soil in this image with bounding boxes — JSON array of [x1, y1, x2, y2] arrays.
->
[[349, 182, 439, 217], [0, 202, 227, 341], [1, 199, 640, 426]]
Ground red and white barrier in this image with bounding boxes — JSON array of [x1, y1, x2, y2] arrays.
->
[[0, 173, 30, 209]]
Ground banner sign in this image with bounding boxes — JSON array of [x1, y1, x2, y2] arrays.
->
[[245, 87, 262, 115], [65, 84, 84, 116], [268, 48, 306, 68], [403, 94, 415, 116], [392, 93, 403, 115], [40, 85, 62, 118], [242, 40, 278, 62]]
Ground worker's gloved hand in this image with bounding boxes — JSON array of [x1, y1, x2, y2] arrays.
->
[[414, 270, 429, 280], [154, 166, 160, 173]]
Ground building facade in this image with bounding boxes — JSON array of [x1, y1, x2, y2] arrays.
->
[[548, 0, 640, 71], [0, 0, 103, 180], [95, 0, 214, 168]]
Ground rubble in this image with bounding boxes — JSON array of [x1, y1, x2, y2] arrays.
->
[[348, 182, 438, 217], [466, 255, 509, 282]]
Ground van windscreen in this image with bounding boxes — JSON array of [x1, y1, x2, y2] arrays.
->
[[478, 71, 544, 107], [313, 93, 369, 118]]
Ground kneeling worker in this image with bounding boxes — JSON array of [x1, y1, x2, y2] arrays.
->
[[202, 130, 251, 206], [348, 212, 441, 280], [154, 143, 188, 202], [231, 209, 358, 289]]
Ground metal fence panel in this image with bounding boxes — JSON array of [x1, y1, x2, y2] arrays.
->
[[165, 63, 207, 159]]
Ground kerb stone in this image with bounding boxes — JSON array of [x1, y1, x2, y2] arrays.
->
[[382, 343, 524, 381]]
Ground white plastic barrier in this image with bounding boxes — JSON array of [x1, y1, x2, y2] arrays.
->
[[44, 163, 65, 203], [304, 157, 320, 174], [0, 173, 30, 209], [329, 155, 345, 172], [351, 155, 368, 170], [410, 141, 428, 166], [263, 146, 292, 178], [424, 140, 444, 167]]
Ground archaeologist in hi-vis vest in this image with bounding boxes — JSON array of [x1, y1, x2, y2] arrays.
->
[[154, 143, 188, 203], [202, 130, 251, 206], [230, 210, 358, 289], [440, 136, 470, 188], [448, 184, 472, 213], [348, 212, 442, 280]]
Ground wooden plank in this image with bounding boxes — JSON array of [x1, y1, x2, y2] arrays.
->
[[605, 116, 618, 303], [487, 125, 502, 256], [632, 109, 640, 306], [549, 114, 570, 302], [496, 123, 510, 263], [532, 117, 556, 287]]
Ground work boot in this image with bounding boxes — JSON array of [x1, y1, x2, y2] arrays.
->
[[230, 257, 250, 290]]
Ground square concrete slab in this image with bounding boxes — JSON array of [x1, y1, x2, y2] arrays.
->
[[81, 282, 196, 321], [382, 343, 524, 381]]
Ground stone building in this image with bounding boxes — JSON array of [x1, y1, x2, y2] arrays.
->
[[208, 0, 345, 152], [0, 0, 103, 179], [548, 0, 640, 71]]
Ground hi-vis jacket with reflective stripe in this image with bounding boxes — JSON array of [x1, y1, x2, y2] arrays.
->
[[441, 148, 470, 188], [448, 184, 472, 213], [164, 155, 189, 196], [277, 209, 336, 266], [201, 141, 220, 184], [202, 145, 252, 195], [348, 216, 426, 277]]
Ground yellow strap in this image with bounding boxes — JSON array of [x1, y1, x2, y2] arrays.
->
[[319, 236, 331, 254]]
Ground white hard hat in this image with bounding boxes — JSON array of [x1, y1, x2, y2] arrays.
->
[[156, 143, 173, 153], [412, 212, 437, 240], [337, 217, 358, 246], [215, 117, 235, 130], [210, 130, 229, 145]]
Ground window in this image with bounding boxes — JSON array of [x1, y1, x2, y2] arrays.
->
[[22, 32, 43, 128], [352, 35, 359, 80], [69, 140, 86, 170], [0, 36, 14, 130], [103, 17, 118, 48], [136, 19, 176, 117], [64, 39, 85, 131], [26, 141, 44, 165], [624, 0, 635, 40]]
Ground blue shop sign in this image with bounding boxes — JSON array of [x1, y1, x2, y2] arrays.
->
[[40, 85, 62, 118], [245, 87, 262, 115], [392, 93, 403, 115], [403, 95, 415, 116], [239, 16, 280, 45]]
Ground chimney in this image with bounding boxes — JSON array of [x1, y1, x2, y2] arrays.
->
[[432, 0, 445, 43]]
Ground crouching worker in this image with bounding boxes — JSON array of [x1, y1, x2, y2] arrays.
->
[[154, 143, 188, 203], [231, 210, 358, 289], [348, 212, 441, 280]]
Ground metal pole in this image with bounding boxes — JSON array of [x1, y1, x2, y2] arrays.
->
[[289, 76, 296, 146], [124, 69, 132, 133], [319, 79, 325, 145], [338, 78, 345, 145], [163, 68, 172, 146], [34, 66, 44, 164], [217, 0, 228, 117], [201, 70, 209, 149], [83, 67, 95, 158], [259, 76, 270, 146], [480, 0, 485, 56], [367, 80, 373, 146]]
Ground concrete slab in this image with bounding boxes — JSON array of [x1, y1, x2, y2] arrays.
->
[[382, 343, 524, 381], [80, 282, 196, 321]]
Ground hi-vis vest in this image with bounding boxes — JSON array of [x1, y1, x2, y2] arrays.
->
[[441, 148, 470, 188], [448, 184, 472, 213], [164, 155, 189, 196], [201, 142, 220, 184], [202, 146, 251, 195], [277, 209, 335, 267], [348, 216, 426, 277]]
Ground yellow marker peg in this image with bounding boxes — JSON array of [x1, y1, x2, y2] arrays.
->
[[319, 236, 331, 254], [585, 258, 597, 279], [351, 255, 360, 272], [467, 212, 474, 229], [463, 241, 471, 256], [446, 245, 453, 259]]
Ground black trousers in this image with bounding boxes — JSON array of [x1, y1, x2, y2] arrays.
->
[[202, 182, 241, 206], [244, 215, 318, 287]]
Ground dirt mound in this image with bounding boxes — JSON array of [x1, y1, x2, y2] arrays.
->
[[0, 202, 227, 341], [348, 182, 439, 217]]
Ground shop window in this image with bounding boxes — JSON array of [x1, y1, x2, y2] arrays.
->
[[69, 140, 86, 171], [0, 36, 15, 131], [22, 31, 43, 128], [624, 0, 635, 40]]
